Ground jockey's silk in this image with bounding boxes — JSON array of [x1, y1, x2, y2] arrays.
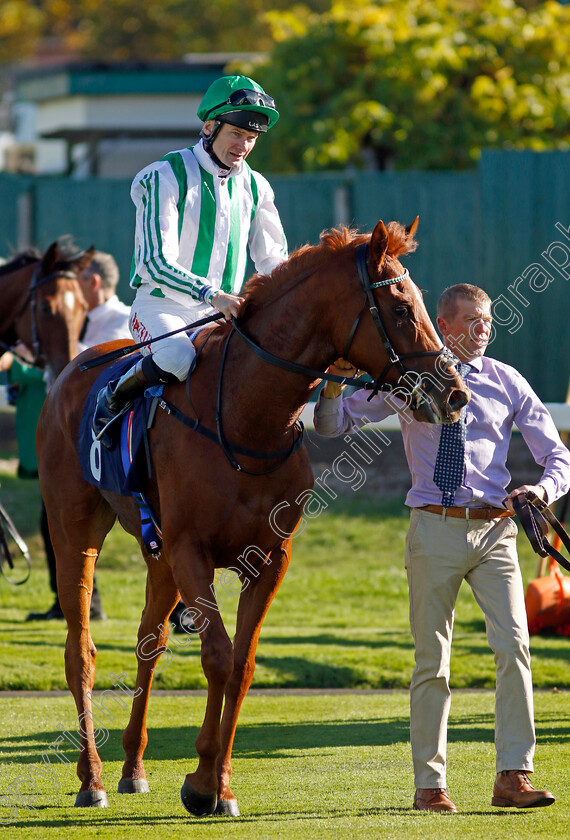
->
[[129, 140, 287, 316]]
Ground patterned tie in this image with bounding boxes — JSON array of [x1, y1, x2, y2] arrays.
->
[[433, 363, 470, 508]]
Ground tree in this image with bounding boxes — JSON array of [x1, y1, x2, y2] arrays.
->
[[0, 2, 44, 64], [245, 0, 570, 172], [0, 1, 331, 63]]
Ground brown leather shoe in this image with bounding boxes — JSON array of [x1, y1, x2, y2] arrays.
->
[[492, 770, 555, 808], [413, 788, 457, 812]]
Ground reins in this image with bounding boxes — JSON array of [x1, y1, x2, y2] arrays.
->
[[231, 243, 456, 402], [512, 491, 570, 573], [158, 326, 305, 476], [86, 239, 460, 474], [161, 242, 457, 473]]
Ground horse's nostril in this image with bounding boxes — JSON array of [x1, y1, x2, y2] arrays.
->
[[448, 389, 469, 414]]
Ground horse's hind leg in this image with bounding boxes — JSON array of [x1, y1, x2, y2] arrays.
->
[[119, 551, 180, 793], [47, 492, 116, 807], [216, 539, 292, 816]]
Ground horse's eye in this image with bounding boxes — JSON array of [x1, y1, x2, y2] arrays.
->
[[40, 300, 54, 316], [393, 305, 410, 319]]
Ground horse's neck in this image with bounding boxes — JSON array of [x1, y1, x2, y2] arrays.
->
[[224, 285, 334, 443], [0, 265, 33, 339]]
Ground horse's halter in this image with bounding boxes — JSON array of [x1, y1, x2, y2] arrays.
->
[[11, 263, 81, 368]]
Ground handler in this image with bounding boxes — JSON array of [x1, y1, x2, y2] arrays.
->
[[93, 74, 287, 447], [314, 283, 570, 812]]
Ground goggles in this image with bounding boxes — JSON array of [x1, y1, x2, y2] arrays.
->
[[226, 89, 276, 109]]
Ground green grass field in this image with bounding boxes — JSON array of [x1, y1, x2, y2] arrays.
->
[[1, 692, 569, 839], [1, 465, 569, 692], [1, 454, 570, 838]]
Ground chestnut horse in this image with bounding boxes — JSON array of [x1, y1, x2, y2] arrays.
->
[[0, 241, 93, 383], [37, 219, 469, 817]]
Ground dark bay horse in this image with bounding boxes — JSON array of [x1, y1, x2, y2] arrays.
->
[[0, 241, 93, 383], [36, 219, 469, 817]]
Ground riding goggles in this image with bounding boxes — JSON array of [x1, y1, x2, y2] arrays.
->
[[226, 89, 276, 109]]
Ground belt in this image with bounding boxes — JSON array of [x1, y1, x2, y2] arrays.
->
[[418, 504, 514, 520]]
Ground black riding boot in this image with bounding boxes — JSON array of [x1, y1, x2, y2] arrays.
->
[[92, 356, 170, 449]]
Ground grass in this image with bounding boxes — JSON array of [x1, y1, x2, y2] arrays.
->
[[1, 691, 569, 839], [1, 460, 570, 691], [2, 446, 570, 838]]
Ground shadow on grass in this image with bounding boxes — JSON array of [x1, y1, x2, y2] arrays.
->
[[3, 709, 569, 769], [260, 633, 413, 650], [9, 805, 533, 831]]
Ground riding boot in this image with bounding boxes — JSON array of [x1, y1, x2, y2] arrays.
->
[[92, 356, 171, 449]]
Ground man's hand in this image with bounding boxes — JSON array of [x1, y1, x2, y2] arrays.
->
[[0, 351, 14, 373], [322, 358, 358, 399], [504, 484, 546, 513], [212, 291, 244, 320]]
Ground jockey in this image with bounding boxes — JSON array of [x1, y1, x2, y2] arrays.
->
[[92, 74, 287, 448]]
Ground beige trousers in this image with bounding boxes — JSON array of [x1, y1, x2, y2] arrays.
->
[[405, 508, 535, 789]]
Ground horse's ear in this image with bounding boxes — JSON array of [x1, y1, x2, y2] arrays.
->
[[406, 216, 419, 238], [76, 246, 95, 272], [370, 220, 389, 268], [41, 241, 60, 273]]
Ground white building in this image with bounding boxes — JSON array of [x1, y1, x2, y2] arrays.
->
[[4, 56, 262, 178]]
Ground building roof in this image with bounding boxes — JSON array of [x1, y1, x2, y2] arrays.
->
[[13, 57, 262, 102]]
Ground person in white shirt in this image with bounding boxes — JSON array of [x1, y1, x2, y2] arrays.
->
[[92, 74, 287, 449], [77, 250, 130, 351]]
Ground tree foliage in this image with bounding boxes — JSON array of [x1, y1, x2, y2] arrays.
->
[[0, 0, 331, 61], [246, 0, 570, 172], [2, 1, 568, 173], [0, 2, 44, 63]]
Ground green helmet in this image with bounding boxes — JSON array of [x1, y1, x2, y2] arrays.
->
[[197, 75, 279, 132]]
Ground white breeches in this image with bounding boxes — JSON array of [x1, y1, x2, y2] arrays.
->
[[129, 285, 213, 380]]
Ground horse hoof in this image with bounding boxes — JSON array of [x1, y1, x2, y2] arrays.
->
[[118, 778, 150, 794], [74, 789, 109, 808], [215, 798, 241, 817], [180, 777, 217, 817]]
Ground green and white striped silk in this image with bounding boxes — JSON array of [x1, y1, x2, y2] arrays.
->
[[129, 142, 287, 307]]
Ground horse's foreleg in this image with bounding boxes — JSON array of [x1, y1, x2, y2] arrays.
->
[[53, 510, 115, 808], [216, 540, 292, 816], [176, 567, 235, 817], [119, 553, 179, 794]]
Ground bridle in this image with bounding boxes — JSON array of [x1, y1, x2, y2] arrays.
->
[[4, 263, 80, 368], [97, 239, 460, 475], [158, 242, 461, 475], [232, 242, 458, 403]]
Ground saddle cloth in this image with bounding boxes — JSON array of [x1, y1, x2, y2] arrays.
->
[[78, 354, 150, 494], [77, 354, 163, 554]]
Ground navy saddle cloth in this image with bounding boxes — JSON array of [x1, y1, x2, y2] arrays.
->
[[78, 354, 163, 554], [78, 354, 154, 494]]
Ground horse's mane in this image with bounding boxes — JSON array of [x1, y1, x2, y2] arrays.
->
[[240, 221, 417, 316], [0, 250, 41, 276]]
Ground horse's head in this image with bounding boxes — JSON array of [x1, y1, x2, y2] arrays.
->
[[331, 218, 469, 424], [30, 241, 93, 382]]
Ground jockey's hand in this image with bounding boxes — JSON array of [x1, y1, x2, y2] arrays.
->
[[504, 483, 547, 514], [212, 291, 244, 321], [322, 358, 359, 399]]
